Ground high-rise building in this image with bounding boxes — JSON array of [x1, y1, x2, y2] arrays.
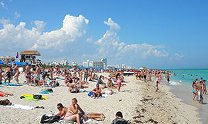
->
[[82, 58, 107, 69], [101, 58, 107, 69]]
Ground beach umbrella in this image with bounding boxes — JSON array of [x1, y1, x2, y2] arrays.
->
[[0, 61, 4, 65]]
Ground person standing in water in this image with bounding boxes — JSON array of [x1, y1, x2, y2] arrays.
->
[[203, 80, 207, 95], [197, 81, 204, 104], [166, 72, 170, 83]]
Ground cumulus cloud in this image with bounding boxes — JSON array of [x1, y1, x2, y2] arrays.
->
[[0, 15, 183, 67], [96, 18, 169, 60], [32, 15, 89, 49], [0, 15, 91, 60]]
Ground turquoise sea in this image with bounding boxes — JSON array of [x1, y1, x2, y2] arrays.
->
[[167, 69, 208, 86], [166, 69, 208, 123]]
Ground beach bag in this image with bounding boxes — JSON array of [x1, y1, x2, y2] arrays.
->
[[88, 91, 93, 97], [46, 89, 53, 92], [33, 95, 42, 100], [40, 114, 60, 123]]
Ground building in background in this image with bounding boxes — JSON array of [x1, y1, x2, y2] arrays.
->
[[82, 58, 107, 69]]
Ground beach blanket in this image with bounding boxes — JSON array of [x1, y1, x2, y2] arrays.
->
[[39, 89, 53, 94], [6, 104, 34, 110], [79, 89, 90, 93], [20, 94, 48, 100], [0, 82, 22, 86]]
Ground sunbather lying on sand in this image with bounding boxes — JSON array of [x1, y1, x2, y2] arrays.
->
[[0, 91, 13, 97]]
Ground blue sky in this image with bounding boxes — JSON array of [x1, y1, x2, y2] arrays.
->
[[0, 0, 208, 69]]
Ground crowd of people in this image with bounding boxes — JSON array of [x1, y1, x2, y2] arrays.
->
[[0, 62, 130, 123], [192, 78, 207, 104]]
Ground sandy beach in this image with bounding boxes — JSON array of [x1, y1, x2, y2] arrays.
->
[[0, 73, 200, 124]]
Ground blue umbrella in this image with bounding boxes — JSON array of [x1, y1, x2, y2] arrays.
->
[[0, 61, 4, 65]]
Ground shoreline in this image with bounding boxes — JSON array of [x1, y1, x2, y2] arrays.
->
[[170, 84, 208, 124], [133, 79, 200, 124]]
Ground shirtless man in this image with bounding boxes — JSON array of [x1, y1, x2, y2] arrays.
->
[[64, 98, 85, 124], [197, 81, 204, 104], [56, 103, 68, 119], [92, 84, 102, 98]]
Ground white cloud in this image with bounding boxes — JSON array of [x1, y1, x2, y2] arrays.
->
[[96, 18, 169, 60], [32, 15, 89, 49], [0, 15, 90, 60], [174, 53, 184, 60], [0, 15, 182, 67], [14, 11, 20, 19], [32, 20, 46, 32]]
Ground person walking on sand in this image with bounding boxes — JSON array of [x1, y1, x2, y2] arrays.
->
[[13, 65, 20, 84], [156, 72, 161, 92]]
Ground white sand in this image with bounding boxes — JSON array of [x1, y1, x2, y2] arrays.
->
[[0, 73, 200, 124]]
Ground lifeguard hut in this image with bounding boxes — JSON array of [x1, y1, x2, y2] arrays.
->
[[20, 50, 41, 65]]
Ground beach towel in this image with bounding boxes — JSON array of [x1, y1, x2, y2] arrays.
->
[[88, 92, 94, 97], [0, 93, 4, 97], [1, 82, 22, 86], [39, 89, 53, 94], [20, 94, 48, 100], [79, 89, 89, 92], [6, 104, 34, 110]]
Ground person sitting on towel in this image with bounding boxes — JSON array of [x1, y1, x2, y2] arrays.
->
[[64, 98, 86, 124], [92, 84, 102, 99]]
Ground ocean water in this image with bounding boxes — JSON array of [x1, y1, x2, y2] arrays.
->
[[166, 69, 208, 123], [167, 69, 208, 86]]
